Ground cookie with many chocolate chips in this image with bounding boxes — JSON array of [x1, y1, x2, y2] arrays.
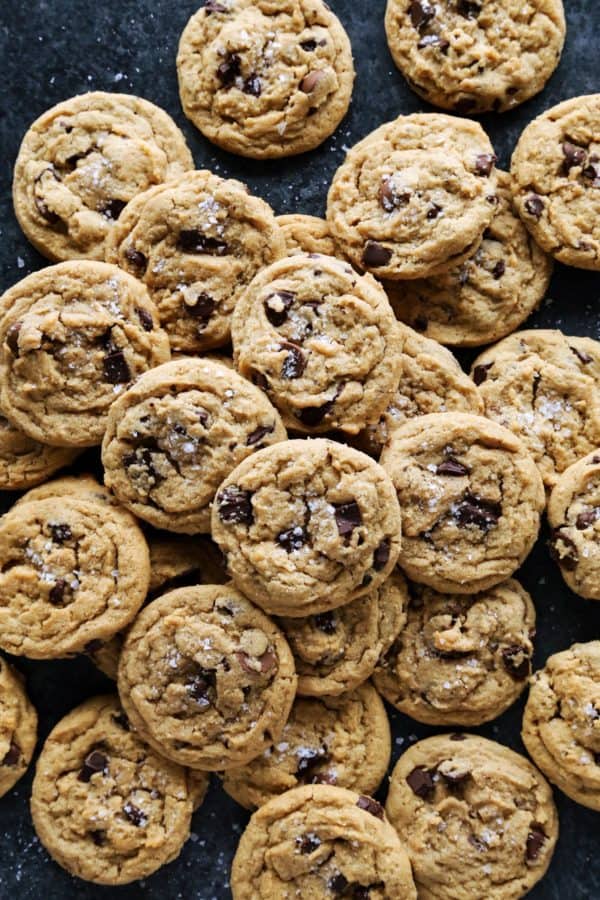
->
[[13, 92, 193, 262], [105, 170, 286, 353], [231, 784, 417, 899], [511, 94, 600, 269], [102, 357, 287, 534], [0, 415, 80, 491], [385, 0, 565, 115], [222, 683, 391, 809], [211, 439, 402, 617], [0, 261, 169, 448], [117, 585, 297, 771], [0, 657, 37, 798], [380, 413, 544, 594], [373, 578, 536, 725], [177, 0, 355, 159], [31, 695, 195, 885], [386, 734, 558, 900], [522, 641, 600, 811], [277, 214, 341, 257]]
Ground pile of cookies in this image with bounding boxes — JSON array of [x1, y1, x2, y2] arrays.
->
[[1, 0, 600, 897]]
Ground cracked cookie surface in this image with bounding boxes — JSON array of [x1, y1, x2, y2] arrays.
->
[[0, 658, 37, 798], [0, 416, 79, 491], [277, 214, 340, 257]]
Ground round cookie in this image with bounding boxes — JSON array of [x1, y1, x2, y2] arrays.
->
[[327, 113, 498, 280], [511, 94, 600, 270], [0, 494, 150, 659], [211, 438, 402, 617], [548, 450, 600, 599], [15, 473, 115, 509], [0, 261, 170, 448], [0, 658, 37, 798], [231, 254, 403, 435], [222, 683, 391, 809], [13, 92, 193, 262], [101, 357, 287, 534], [386, 734, 558, 900], [385, 0, 565, 115], [380, 413, 545, 594], [117, 584, 297, 771], [0, 416, 80, 491], [387, 171, 553, 348], [105, 170, 286, 353], [373, 578, 536, 726], [31, 695, 194, 885], [278, 568, 408, 696], [177, 0, 355, 159], [522, 641, 600, 811], [471, 329, 600, 490], [277, 214, 340, 257], [231, 784, 417, 899]]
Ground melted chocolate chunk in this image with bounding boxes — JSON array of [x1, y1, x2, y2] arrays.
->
[[379, 178, 411, 212], [472, 362, 492, 385], [356, 795, 384, 819], [125, 247, 148, 273], [217, 486, 254, 525], [334, 501, 362, 538], [526, 824, 546, 862], [474, 153, 496, 176], [454, 493, 501, 531], [469, 834, 486, 852], [300, 39, 317, 51], [296, 399, 336, 427], [328, 874, 349, 894], [34, 166, 61, 223], [525, 195, 544, 218], [296, 745, 329, 781], [502, 645, 531, 680], [204, 0, 227, 12], [418, 34, 449, 51], [136, 307, 154, 331], [457, 0, 481, 17], [583, 161, 600, 186], [409, 0, 435, 29], [373, 538, 390, 571], [406, 765, 435, 798], [48, 579, 67, 605], [492, 260, 506, 279], [185, 292, 216, 323], [246, 424, 275, 446], [89, 830, 106, 846], [277, 525, 308, 552], [264, 290, 296, 326], [313, 611, 336, 634], [6, 322, 22, 356], [571, 345, 593, 365], [427, 203, 442, 220], [252, 371, 270, 392], [123, 802, 148, 827], [103, 349, 131, 384], [576, 508, 600, 530], [2, 740, 20, 767], [217, 52, 241, 86], [78, 749, 108, 782], [186, 669, 215, 704], [549, 528, 578, 570], [300, 70, 325, 93], [438, 765, 470, 786], [177, 230, 227, 255], [243, 74, 262, 96], [281, 343, 307, 379], [562, 142, 587, 172], [362, 241, 392, 268], [296, 833, 321, 854], [99, 199, 126, 221], [49, 523, 72, 544], [436, 457, 470, 477]]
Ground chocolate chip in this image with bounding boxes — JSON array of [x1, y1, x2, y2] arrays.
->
[[526, 824, 546, 862], [99, 199, 126, 220], [313, 611, 336, 634], [89, 830, 106, 846], [2, 741, 20, 767], [361, 574, 373, 587], [418, 34, 449, 51], [217, 52, 241, 86], [123, 802, 148, 827], [185, 292, 216, 323], [562, 142, 587, 172], [492, 260, 506, 279], [469, 834, 486, 852], [125, 247, 148, 273], [186, 670, 215, 703], [457, 0, 481, 17], [406, 766, 435, 798], [334, 501, 362, 538], [475, 153, 497, 176], [49, 523, 72, 544], [136, 307, 154, 331], [379, 178, 411, 212], [296, 833, 321, 854], [472, 362, 492, 385], [427, 203, 442, 219], [356, 795, 384, 819], [362, 241, 392, 268], [549, 528, 578, 570], [6, 322, 22, 356], [204, 0, 227, 12], [177, 230, 227, 255], [409, 0, 435, 29], [217, 486, 254, 525], [525, 195, 544, 218], [300, 39, 317, 51], [296, 746, 329, 781], [103, 349, 131, 384], [502, 645, 531, 681], [413, 314, 428, 332], [34, 166, 60, 223], [438, 764, 470, 786], [78, 749, 108, 782], [49, 579, 67, 605], [570, 345, 593, 365], [300, 70, 325, 93], [328, 874, 349, 894], [277, 525, 308, 552], [112, 712, 130, 730], [252, 371, 270, 392], [296, 400, 336, 427], [583, 161, 600, 186], [373, 538, 390, 571], [243, 74, 262, 96], [454, 493, 501, 531], [281, 343, 307, 379], [450, 733, 467, 741], [576, 508, 600, 530], [264, 290, 295, 326], [246, 424, 275, 446], [436, 457, 469, 477]]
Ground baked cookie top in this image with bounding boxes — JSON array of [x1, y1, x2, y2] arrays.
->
[[277, 214, 340, 257], [0, 657, 37, 798], [0, 416, 79, 491]]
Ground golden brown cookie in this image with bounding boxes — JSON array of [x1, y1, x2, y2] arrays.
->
[[0, 415, 79, 491], [0, 657, 37, 798], [277, 214, 341, 257]]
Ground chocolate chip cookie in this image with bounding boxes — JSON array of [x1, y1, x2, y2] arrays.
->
[[177, 0, 355, 159], [277, 214, 340, 257], [0, 261, 169, 448], [0, 416, 80, 491], [386, 734, 558, 900], [102, 357, 287, 534], [105, 169, 286, 353], [211, 438, 402, 617], [117, 585, 297, 771], [0, 658, 37, 798], [231, 254, 403, 434], [231, 784, 417, 899], [373, 578, 536, 725], [380, 412, 545, 594], [13, 92, 193, 262]]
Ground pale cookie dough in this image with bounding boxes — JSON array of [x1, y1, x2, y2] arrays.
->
[[387, 171, 553, 348], [177, 0, 355, 159], [277, 214, 340, 257], [31, 695, 194, 885], [0, 657, 37, 797], [522, 641, 600, 811], [511, 94, 600, 270], [117, 585, 297, 771], [231, 254, 403, 434], [0, 261, 170, 448], [373, 578, 536, 725], [471, 329, 600, 490], [13, 92, 193, 262], [380, 413, 545, 594], [105, 170, 286, 353], [231, 784, 417, 899], [102, 357, 287, 534], [211, 438, 402, 617], [222, 683, 391, 809], [0, 416, 80, 491], [327, 113, 498, 280], [386, 734, 558, 900], [385, 0, 565, 114]]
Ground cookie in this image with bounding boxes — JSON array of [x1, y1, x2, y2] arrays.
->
[[387, 171, 553, 348], [222, 683, 391, 809], [105, 170, 286, 353], [0, 415, 79, 491], [177, 0, 355, 159], [386, 734, 558, 900], [373, 578, 536, 726], [31, 695, 194, 885], [278, 568, 408, 696], [0, 658, 37, 798], [230, 784, 417, 899], [277, 214, 340, 257], [231, 254, 403, 435], [327, 113, 498, 280], [15, 473, 114, 508], [471, 329, 600, 490], [117, 584, 297, 771], [356, 322, 483, 457], [511, 94, 600, 270], [380, 412, 545, 594], [13, 91, 193, 262], [0, 494, 150, 659], [211, 438, 402, 617], [0, 261, 169, 448], [547, 450, 600, 599], [101, 357, 287, 534], [385, 0, 565, 115], [522, 641, 600, 811]]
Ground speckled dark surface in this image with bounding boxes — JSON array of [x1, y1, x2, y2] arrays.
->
[[0, 1, 599, 897]]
